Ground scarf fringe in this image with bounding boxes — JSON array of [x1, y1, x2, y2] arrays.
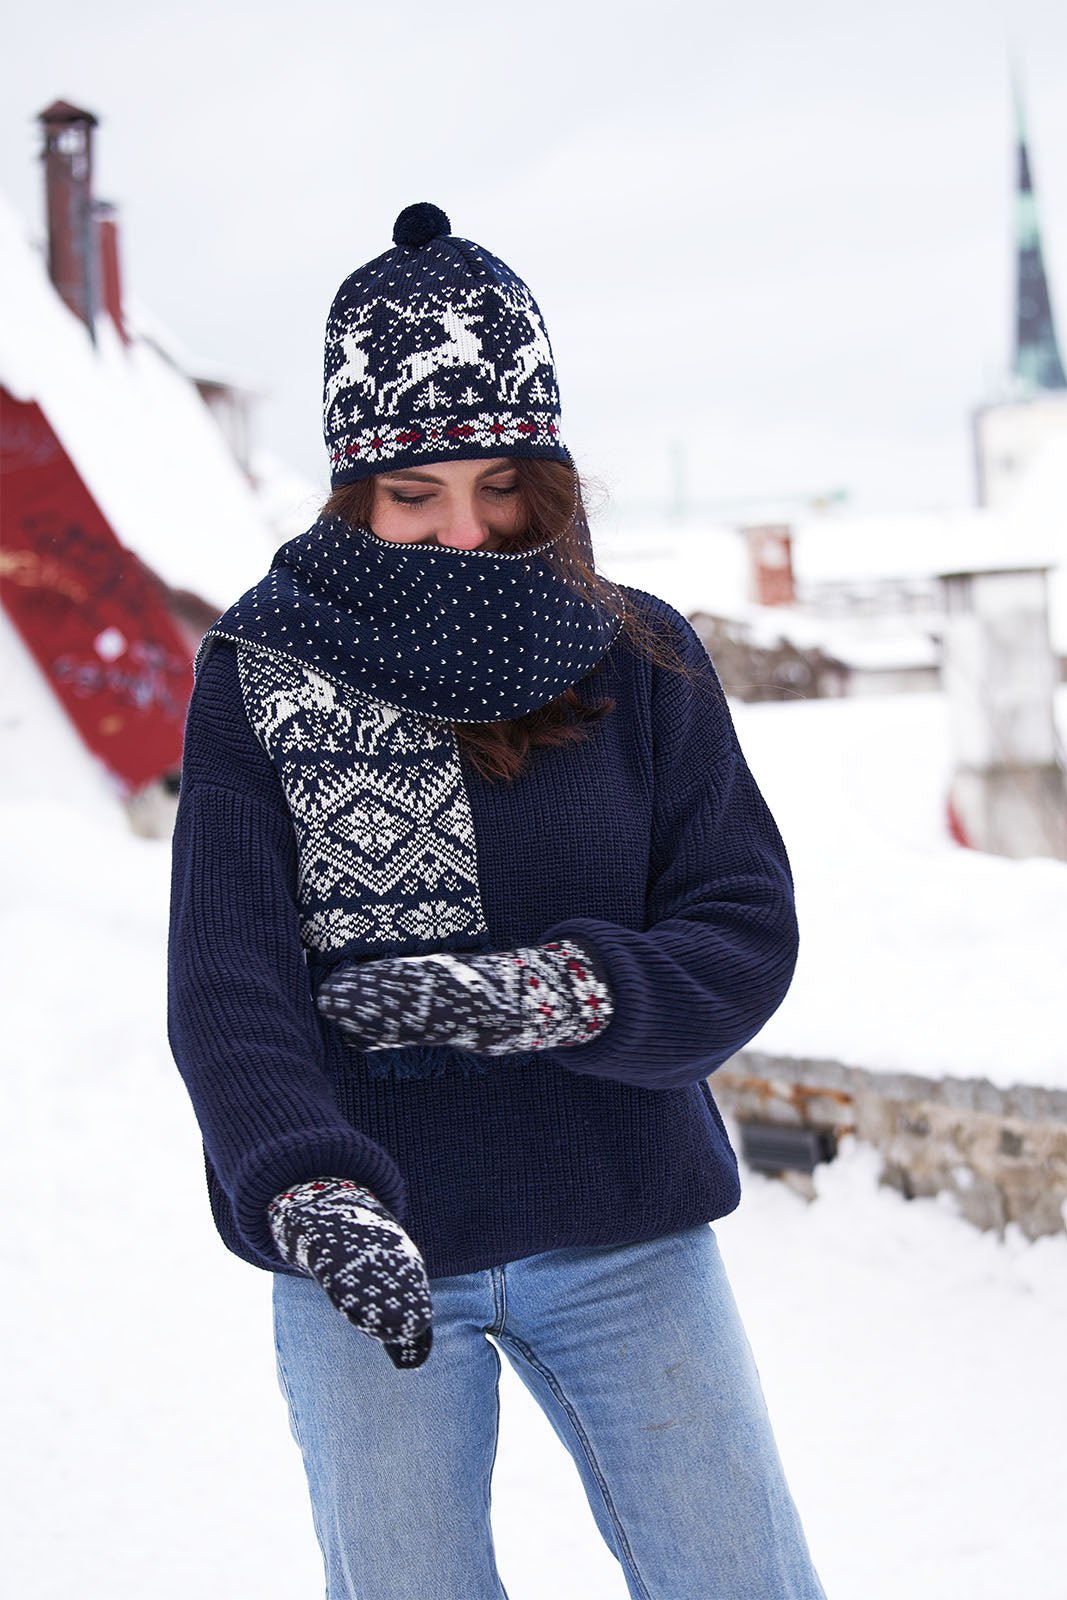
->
[[360, 1043, 543, 1081]]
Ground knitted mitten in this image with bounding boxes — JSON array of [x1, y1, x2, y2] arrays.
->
[[316, 938, 614, 1056], [268, 1178, 433, 1369]]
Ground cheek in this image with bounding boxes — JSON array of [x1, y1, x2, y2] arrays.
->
[[496, 495, 525, 532], [368, 489, 427, 544]]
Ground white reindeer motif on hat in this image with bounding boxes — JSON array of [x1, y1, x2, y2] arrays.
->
[[327, 282, 555, 425], [495, 313, 554, 405], [374, 293, 497, 416], [323, 329, 373, 426]]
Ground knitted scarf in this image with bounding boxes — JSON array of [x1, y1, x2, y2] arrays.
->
[[193, 514, 626, 1086], [199, 514, 625, 722]]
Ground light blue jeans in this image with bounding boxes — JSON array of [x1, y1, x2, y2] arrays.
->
[[272, 1224, 827, 1600]]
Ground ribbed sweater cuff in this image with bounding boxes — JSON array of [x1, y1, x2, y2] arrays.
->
[[540, 913, 796, 1089], [229, 1127, 407, 1264]]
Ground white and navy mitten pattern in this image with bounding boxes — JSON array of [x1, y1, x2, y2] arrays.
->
[[317, 938, 614, 1057], [268, 1179, 433, 1369]]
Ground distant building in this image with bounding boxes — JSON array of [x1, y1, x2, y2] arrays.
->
[[608, 83, 1066, 709], [972, 76, 1067, 510], [0, 100, 282, 833], [600, 85, 1067, 858]]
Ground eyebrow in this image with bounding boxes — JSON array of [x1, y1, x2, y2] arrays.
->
[[377, 463, 516, 485]]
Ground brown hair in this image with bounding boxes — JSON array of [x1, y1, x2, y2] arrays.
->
[[320, 458, 709, 781]]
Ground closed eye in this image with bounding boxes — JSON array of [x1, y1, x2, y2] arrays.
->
[[387, 484, 519, 508]]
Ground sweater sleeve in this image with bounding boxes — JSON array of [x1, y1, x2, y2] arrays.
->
[[167, 643, 406, 1266], [542, 595, 799, 1090]]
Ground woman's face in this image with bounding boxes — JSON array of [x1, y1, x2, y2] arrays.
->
[[369, 457, 524, 551]]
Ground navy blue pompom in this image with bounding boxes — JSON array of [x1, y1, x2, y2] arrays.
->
[[392, 203, 451, 250]]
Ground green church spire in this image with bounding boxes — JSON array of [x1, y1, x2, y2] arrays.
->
[[1012, 72, 1066, 391]]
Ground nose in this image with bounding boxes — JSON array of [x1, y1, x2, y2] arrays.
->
[[435, 505, 496, 550]]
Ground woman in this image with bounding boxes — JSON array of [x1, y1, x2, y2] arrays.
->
[[168, 202, 826, 1599]]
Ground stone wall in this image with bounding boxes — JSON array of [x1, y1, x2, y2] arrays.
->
[[714, 1051, 1067, 1239]]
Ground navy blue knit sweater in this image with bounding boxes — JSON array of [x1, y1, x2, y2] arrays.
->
[[167, 587, 798, 1279]]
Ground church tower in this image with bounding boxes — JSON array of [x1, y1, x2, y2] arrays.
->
[[973, 75, 1067, 507], [1011, 76, 1066, 392]]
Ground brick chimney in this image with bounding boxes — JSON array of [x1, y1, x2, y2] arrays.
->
[[93, 199, 130, 345], [744, 524, 796, 607], [37, 99, 99, 339]]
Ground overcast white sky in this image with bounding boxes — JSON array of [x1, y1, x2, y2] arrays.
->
[[3, 0, 1066, 521]]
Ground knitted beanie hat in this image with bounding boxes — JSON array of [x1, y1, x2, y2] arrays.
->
[[323, 202, 571, 487]]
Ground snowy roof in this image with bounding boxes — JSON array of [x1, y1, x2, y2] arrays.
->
[[598, 522, 750, 620], [599, 448, 1067, 658], [124, 292, 266, 395], [0, 191, 277, 611], [792, 502, 1065, 586], [790, 447, 1067, 651]]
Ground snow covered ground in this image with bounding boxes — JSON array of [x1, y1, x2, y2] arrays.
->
[[734, 690, 1067, 1091]]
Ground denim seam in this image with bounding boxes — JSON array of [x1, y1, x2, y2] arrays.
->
[[496, 1330, 652, 1600], [484, 1340, 513, 1600], [487, 1266, 506, 1336]]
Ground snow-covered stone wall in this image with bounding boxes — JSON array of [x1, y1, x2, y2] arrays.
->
[[718, 1050, 1067, 1240]]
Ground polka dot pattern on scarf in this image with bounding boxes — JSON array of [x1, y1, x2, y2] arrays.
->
[[200, 515, 625, 723]]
